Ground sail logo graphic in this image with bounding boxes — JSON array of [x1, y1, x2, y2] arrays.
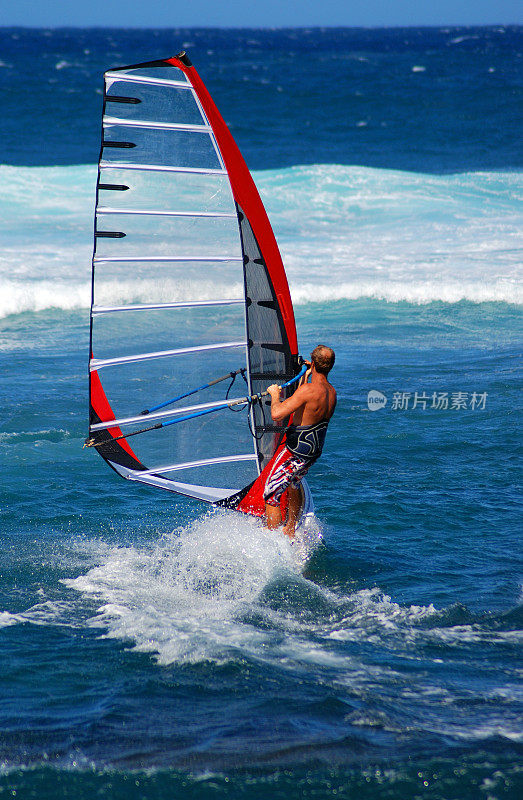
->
[[367, 390, 387, 411]]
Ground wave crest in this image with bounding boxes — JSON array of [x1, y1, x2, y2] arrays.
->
[[0, 163, 521, 318]]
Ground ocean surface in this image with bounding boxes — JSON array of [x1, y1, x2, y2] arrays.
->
[[1, 27, 522, 799]]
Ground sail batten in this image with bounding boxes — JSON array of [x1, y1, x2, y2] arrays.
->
[[90, 396, 252, 432], [93, 255, 243, 263], [99, 162, 227, 175], [133, 454, 258, 478], [90, 341, 247, 370], [97, 209, 237, 218], [103, 116, 211, 133], [92, 299, 244, 314], [88, 55, 301, 509], [105, 72, 191, 88]]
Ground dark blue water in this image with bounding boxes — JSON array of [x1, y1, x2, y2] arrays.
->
[[0, 26, 521, 172], [2, 301, 521, 798], [0, 27, 522, 800]]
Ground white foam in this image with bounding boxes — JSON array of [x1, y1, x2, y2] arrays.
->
[[0, 276, 246, 320], [0, 278, 91, 319], [1, 274, 521, 321], [449, 35, 480, 45], [0, 601, 78, 629], [0, 611, 20, 629], [4, 519, 519, 748], [0, 428, 70, 443], [0, 163, 520, 318], [60, 516, 522, 670], [290, 278, 522, 305], [63, 511, 322, 665], [63, 517, 492, 673], [266, 165, 522, 305]]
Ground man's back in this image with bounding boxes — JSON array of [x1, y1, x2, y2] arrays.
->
[[291, 375, 336, 427], [266, 346, 337, 429]]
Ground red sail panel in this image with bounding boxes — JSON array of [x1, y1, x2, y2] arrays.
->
[[89, 368, 145, 470], [166, 55, 298, 354]]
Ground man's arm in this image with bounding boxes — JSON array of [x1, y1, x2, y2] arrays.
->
[[267, 383, 311, 423]]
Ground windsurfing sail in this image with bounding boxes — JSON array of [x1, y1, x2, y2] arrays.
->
[[87, 52, 303, 514]]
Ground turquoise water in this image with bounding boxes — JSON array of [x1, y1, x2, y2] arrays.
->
[[1, 26, 522, 800]]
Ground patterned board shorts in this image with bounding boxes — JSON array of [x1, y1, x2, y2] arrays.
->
[[263, 447, 312, 507]]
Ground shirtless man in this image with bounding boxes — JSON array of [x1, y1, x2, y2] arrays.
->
[[264, 345, 337, 537]]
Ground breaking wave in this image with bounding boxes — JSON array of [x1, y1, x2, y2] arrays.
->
[[0, 163, 521, 319]]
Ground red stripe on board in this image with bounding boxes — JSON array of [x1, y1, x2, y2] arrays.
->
[[166, 56, 298, 354], [235, 443, 289, 518]]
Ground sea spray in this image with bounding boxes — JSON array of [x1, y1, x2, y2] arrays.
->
[[63, 511, 321, 664]]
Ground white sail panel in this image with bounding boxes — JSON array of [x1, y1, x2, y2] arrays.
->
[[97, 167, 233, 213], [101, 398, 257, 489], [97, 168, 233, 213], [91, 305, 246, 363], [90, 397, 251, 431], [94, 345, 247, 420], [95, 213, 241, 260], [105, 79, 203, 126], [102, 124, 222, 170], [92, 259, 245, 307]]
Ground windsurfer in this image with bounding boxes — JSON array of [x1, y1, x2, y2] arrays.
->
[[264, 345, 337, 537]]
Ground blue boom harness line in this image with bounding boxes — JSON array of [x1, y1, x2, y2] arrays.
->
[[140, 367, 247, 416], [85, 363, 308, 448]]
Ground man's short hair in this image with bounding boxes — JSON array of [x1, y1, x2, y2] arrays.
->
[[311, 345, 335, 375]]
